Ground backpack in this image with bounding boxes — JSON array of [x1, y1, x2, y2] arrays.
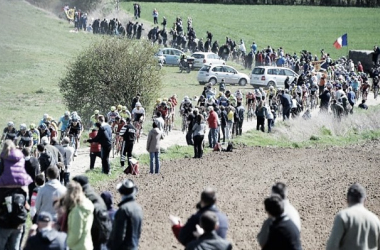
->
[[39, 150, 56, 172], [92, 206, 112, 243], [0, 189, 28, 228]]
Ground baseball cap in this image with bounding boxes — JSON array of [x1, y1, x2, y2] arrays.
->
[[37, 211, 52, 222]]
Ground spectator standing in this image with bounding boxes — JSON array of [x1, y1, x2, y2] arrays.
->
[[153, 9, 159, 24], [24, 211, 67, 250], [235, 102, 245, 136], [192, 114, 206, 159], [280, 90, 292, 120], [22, 147, 40, 203], [35, 166, 66, 218], [258, 183, 301, 247], [30, 174, 45, 222], [207, 106, 218, 148], [186, 109, 197, 146], [266, 107, 274, 133], [146, 122, 162, 174], [61, 137, 74, 185], [185, 211, 232, 250], [170, 187, 229, 247], [64, 181, 94, 250], [226, 106, 234, 141], [319, 88, 331, 112], [347, 87, 356, 114], [326, 183, 380, 250], [0, 140, 32, 250], [119, 118, 136, 173], [108, 179, 143, 250], [220, 106, 227, 142], [260, 195, 302, 250], [256, 101, 267, 132], [72, 175, 112, 250], [86, 116, 112, 175], [89, 128, 101, 170]]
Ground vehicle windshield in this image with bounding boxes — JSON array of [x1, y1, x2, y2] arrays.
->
[[191, 54, 205, 59], [252, 68, 265, 75], [200, 65, 211, 72]]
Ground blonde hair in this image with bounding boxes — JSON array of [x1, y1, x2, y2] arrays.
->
[[1, 140, 16, 158], [64, 181, 84, 211]]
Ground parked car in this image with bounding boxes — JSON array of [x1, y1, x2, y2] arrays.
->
[[190, 52, 225, 68], [197, 65, 249, 86], [154, 48, 185, 65], [250, 66, 298, 88]]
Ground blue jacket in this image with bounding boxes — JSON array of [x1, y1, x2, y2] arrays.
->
[[24, 229, 67, 250], [179, 205, 228, 246], [347, 91, 356, 104]]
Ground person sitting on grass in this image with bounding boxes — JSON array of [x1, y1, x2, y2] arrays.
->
[[358, 99, 368, 110]]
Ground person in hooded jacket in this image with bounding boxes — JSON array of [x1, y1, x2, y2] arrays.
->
[[101, 191, 116, 222], [64, 181, 94, 250], [72, 175, 112, 250], [146, 121, 162, 174], [0, 140, 33, 250], [24, 211, 67, 250]]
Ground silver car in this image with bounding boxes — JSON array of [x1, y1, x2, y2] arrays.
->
[[250, 66, 298, 88], [190, 52, 225, 68], [197, 65, 249, 86]]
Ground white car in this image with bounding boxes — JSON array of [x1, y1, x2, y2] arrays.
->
[[190, 52, 225, 68], [197, 65, 249, 86], [250, 66, 298, 88]]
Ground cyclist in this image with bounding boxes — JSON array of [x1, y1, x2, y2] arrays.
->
[[1, 121, 17, 144], [267, 86, 277, 106], [57, 111, 71, 139], [197, 95, 206, 107], [38, 123, 51, 144], [71, 111, 82, 122], [132, 102, 146, 123], [116, 104, 123, 113], [373, 76, 379, 89], [38, 114, 49, 126], [29, 123, 40, 147], [235, 89, 243, 103], [153, 99, 162, 116], [218, 93, 229, 107], [228, 94, 237, 107], [206, 96, 216, 108], [158, 101, 169, 121], [254, 89, 262, 103], [107, 106, 119, 124], [66, 118, 82, 156], [246, 91, 255, 106], [301, 84, 309, 109], [16, 124, 32, 149], [46, 119, 58, 141], [113, 116, 126, 154], [360, 81, 370, 100], [120, 106, 131, 120], [90, 110, 100, 129]]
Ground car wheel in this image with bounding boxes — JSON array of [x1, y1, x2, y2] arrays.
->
[[239, 78, 247, 86], [267, 81, 276, 88], [209, 78, 217, 85]]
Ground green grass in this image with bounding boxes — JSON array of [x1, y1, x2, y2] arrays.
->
[[121, 2, 380, 59], [0, 0, 99, 126]]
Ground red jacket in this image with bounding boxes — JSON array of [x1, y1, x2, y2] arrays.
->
[[89, 131, 101, 152], [207, 111, 218, 129]]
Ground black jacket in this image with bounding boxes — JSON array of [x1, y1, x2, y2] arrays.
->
[[87, 123, 112, 148], [108, 196, 143, 250], [319, 90, 331, 108], [185, 231, 232, 250], [281, 94, 292, 108], [263, 215, 302, 250], [179, 205, 228, 246], [82, 184, 112, 246], [24, 228, 67, 250]]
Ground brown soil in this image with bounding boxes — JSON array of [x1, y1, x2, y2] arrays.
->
[[94, 140, 380, 250]]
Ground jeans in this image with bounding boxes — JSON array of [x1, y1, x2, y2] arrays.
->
[[208, 128, 218, 148], [0, 227, 23, 250], [236, 120, 243, 135], [149, 152, 160, 174], [226, 121, 233, 140], [221, 125, 226, 142], [101, 146, 111, 174], [90, 151, 101, 169], [193, 135, 204, 158]]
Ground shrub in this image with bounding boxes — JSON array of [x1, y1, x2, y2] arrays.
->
[[59, 38, 162, 126]]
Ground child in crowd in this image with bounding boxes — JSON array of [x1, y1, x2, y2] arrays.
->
[[30, 174, 45, 223]]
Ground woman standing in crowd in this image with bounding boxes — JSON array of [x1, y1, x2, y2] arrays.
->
[[64, 181, 94, 250], [192, 114, 206, 158]]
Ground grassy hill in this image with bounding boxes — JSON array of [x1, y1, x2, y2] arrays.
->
[[121, 2, 380, 59], [0, 0, 98, 126]]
